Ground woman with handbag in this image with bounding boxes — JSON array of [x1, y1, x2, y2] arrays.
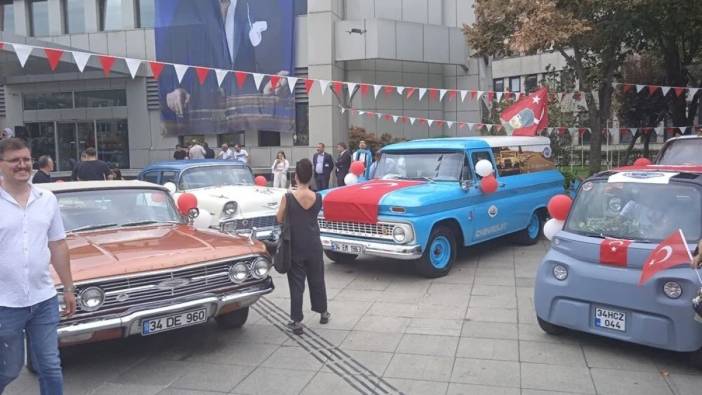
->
[[276, 158, 330, 335]]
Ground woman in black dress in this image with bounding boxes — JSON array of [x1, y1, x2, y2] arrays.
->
[[276, 158, 330, 335]]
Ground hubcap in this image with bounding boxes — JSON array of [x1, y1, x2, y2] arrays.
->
[[429, 236, 451, 269], [527, 213, 540, 239]]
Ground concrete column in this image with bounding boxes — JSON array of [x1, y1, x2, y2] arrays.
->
[[13, 0, 28, 36], [85, 0, 99, 32], [48, 0, 62, 35], [122, 0, 135, 29]]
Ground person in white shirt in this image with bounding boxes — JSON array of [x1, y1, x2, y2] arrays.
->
[[233, 144, 249, 164], [189, 140, 207, 160], [218, 144, 234, 160], [272, 151, 290, 188], [0, 138, 76, 395]]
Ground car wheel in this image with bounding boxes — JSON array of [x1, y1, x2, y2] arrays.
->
[[415, 226, 456, 278], [537, 316, 566, 335], [324, 250, 358, 264], [513, 210, 543, 245], [215, 307, 249, 329]]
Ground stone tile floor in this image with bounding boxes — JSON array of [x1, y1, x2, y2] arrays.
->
[[6, 239, 702, 394]]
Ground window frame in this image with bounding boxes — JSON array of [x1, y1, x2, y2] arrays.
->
[[135, 0, 154, 28], [29, 0, 49, 37], [99, 0, 122, 31], [493, 78, 505, 93], [509, 76, 521, 93], [0, 0, 14, 33], [62, 0, 85, 34]]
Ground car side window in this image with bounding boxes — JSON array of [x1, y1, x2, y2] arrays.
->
[[461, 153, 473, 181], [470, 150, 497, 179], [142, 171, 159, 184], [161, 171, 177, 185]]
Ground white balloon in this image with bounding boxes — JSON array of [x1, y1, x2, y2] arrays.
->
[[193, 210, 213, 230], [475, 159, 494, 177], [543, 218, 565, 241], [344, 173, 359, 185]]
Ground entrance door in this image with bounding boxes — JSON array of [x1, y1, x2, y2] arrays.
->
[[57, 122, 96, 171]]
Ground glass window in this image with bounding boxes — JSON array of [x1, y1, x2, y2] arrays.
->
[[217, 133, 244, 147], [63, 0, 85, 34], [470, 151, 495, 178], [509, 76, 521, 92], [294, 0, 307, 15], [658, 138, 702, 165], [179, 165, 255, 190], [525, 75, 538, 92], [493, 78, 504, 92], [23, 122, 56, 164], [294, 102, 309, 146], [141, 171, 159, 184], [373, 152, 464, 181], [96, 119, 129, 169], [100, 0, 122, 31], [161, 171, 177, 184], [23, 92, 73, 110], [258, 131, 280, 147], [1, 0, 14, 33], [492, 145, 554, 177], [30, 0, 49, 36], [75, 90, 127, 107], [136, 0, 154, 28]]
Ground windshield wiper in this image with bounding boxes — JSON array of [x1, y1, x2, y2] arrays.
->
[[69, 223, 118, 232], [121, 220, 180, 227]]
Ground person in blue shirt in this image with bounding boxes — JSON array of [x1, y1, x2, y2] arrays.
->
[[352, 140, 373, 179]]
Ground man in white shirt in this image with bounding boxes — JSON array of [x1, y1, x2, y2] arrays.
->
[[189, 140, 207, 160], [0, 138, 76, 395], [232, 144, 249, 164], [218, 144, 234, 160]]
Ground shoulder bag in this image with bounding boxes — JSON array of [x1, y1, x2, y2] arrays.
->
[[272, 193, 292, 274]]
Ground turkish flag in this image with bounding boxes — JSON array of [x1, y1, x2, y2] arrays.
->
[[499, 87, 549, 136], [600, 238, 632, 267], [639, 229, 693, 286]]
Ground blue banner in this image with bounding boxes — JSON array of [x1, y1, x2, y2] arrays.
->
[[155, 0, 295, 136]]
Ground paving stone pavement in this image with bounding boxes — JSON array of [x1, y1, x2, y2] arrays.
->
[[6, 239, 702, 395]]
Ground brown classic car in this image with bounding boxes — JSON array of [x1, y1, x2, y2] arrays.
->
[[38, 181, 274, 347]]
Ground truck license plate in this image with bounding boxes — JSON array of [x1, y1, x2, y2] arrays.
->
[[141, 308, 208, 336], [331, 241, 364, 254], [594, 307, 626, 332]]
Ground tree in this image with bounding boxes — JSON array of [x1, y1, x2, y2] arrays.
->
[[465, 0, 639, 174]]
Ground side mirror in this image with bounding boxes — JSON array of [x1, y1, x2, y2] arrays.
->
[[164, 182, 177, 193], [461, 180, 473, 191]]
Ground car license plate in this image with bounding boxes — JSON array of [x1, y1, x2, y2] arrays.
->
[[331, 241, 364, 254], [594, 307, 626, 332], [141, 308, 208, 336]]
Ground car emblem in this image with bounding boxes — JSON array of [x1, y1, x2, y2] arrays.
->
[[156, 278, 191, 290], [115, 293, 130, 302], [542, 146, 553, 158], [241, 219, 249, 226], [488, 205, 498, 218]]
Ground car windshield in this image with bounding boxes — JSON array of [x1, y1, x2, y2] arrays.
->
[[373, 152, 464, 181], [658, 139, 702, 165], [57, 189, 181, 232], [179, 165, 254, 189], [565, 180, 701, 242]]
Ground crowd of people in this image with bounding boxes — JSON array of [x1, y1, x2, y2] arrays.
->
[[174, 140, 250, 164]]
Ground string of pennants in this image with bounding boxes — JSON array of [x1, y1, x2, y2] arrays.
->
[[612, 83, 700, 98], [2, 41, 699, 105], [338, 105, 702, 138]]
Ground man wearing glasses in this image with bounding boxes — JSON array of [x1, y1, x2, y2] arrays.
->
[[0, 138, 76, 395]]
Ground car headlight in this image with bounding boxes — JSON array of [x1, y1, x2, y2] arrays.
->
[[250, 257, 271, 279], [78, 286, 105, 312], [228, 262, 249, 283], [223, 201, 238, 217], [663, 281, 682, 299], [552, 264, 568, 281], [392, 226, 407, 244], [57, 292, 66, 313]]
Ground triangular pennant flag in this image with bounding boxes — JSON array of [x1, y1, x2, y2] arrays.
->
[[428, 89, 439, 101], [332, 81, 344, 95], [674, 87, 685, 97], [72, 51, 91, 72], [435, 120, 444, 128], [382, 86, 394, 96], [346, 82, 357, 95], [392, 115, 399, 123], [447, 90, 457, 101], [383, 114, 392, 121], [406, 87, 416, 99], [496, 92, 503, 102], [439, 89, 448, 101], [460, 90, 468, 102], [476, 91, 484, 100], [125, 58, 142, 79], [447, 121, 454, 128], [467, 123, 475, 131], [399, 116, 408, 124], [99, 56, 116, 77], [286, 76, 299, 94], [647, 85, 659, 96], [470, 90, 477, 100], [377, 113, 384, 119], [514, 92, 521, 101], [269, 75, 281, 91], [44, 48, 64, 71], [235, 71, 248, 89], [304, 79, 314, 94], [358, 110, 365, 116], [418, 88, 427, 101], [635, 84, 646, 93], [486, 91, 495, 103], [622, 84, 633, 93], [396, 86, 405, 95], [459, 122, 466, 129], [678, 126, 687, 134], [13, 44, 33, 67], [655, 127, 664, 137], [215, 69, 229, 87], [661, 86, 671, 96], [194, 67, 210, 85], [173, 63, 189, 83], [149, 61, 165, 80], [0, 42, 3, 50], [409, 117, 416, 125], [252, 73, 265, 90], [373, 84, 382, 98], [359, 84, 370, 96], [427, 119, 434, 127], [318, 79, 330, 95], [689, 88, 700, 98]]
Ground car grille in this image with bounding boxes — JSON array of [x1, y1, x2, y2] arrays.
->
[[224, 215, 278, 231], [318, 219, 395, 240], [72, 258, 261, 316]]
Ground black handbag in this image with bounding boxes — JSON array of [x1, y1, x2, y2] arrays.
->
[[272, 193, 292, 274]]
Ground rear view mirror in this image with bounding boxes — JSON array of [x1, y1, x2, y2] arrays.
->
[[461, 180, 473, 191]]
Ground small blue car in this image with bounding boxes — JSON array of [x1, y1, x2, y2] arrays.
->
[[534, 167, 702, 367], [318, 136, 564, 277]]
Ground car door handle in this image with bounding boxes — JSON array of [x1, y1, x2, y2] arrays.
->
[[499, 183, 506, 188]]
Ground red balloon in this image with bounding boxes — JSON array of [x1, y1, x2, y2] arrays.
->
[[177, 193, 198, 215], [480, 175, 498, 194], [255, 176, 267, 186], [547, 194, 572, 221], [350, 161, 365, 176], [633, 157, 652, 167]]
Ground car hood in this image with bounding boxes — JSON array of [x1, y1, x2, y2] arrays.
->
[[57, 224, 265, 284]]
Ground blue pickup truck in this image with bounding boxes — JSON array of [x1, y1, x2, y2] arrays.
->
[[319, 136, 564, 277]]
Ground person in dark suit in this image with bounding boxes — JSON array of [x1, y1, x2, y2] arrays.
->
[[312, 143, 334, 191], [31, 155, 53, 184], [335, 143, 351, 187]]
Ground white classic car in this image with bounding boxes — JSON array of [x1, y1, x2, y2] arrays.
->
[[139, 160, 286, 240]]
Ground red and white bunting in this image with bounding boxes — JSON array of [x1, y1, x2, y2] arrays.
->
[[396, 86, 405, 95], [373, 84, 382, 99], [173, 64, 189, 83], [418, 88, 427, 101], [346, 82, 357, 95], [215, 69, 229, 87], [409, 117, 416, 125], [99, 56, 116, 77], [286, 76, 299, 94], [13, 44, 33, 67], [439, 89, 448, 101], [72, 51, 91, 72], [149, 62, 165, 79], [318, 79, 330, 95], [635, 84, 646, 93], [460, 90, 468, 102], [252, 73, 265, 90], [44, 48, 63, 71], [125, 58, 142, 79]]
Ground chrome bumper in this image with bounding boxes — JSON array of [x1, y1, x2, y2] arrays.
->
[[320, 235, 422, 260], [58, 278, 273, 342], [217, 223, 280, 241]]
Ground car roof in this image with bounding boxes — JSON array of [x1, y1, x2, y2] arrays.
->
[[664, 135, 702, 143], [615, 164, 702, 174], [592, 165, 702, 186], [141, 160, 247, 172], [382, 136, 551, 151], [36, 180, 168, 193]]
